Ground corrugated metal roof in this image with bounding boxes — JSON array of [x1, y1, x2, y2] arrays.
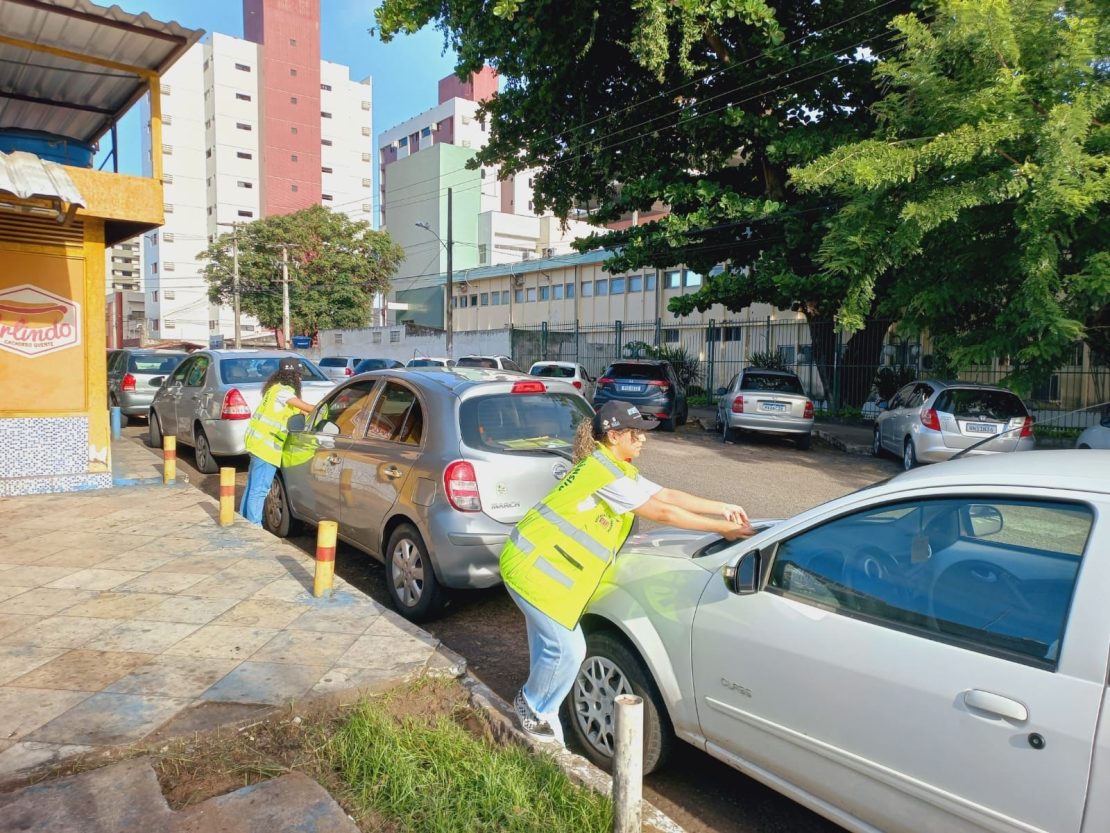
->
[[0, 149, 84, 207], [0, 0, 203, 145]]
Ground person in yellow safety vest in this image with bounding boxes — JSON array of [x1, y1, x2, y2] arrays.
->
[[500, 400, 755, 743], [240, 356, 315, 525]]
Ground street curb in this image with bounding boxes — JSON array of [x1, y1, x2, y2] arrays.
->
[[461, 675, 686, 833], [812, 427, 873, 456]]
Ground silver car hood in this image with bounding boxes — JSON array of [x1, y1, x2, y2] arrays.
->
[[619, 519, 782, 563]]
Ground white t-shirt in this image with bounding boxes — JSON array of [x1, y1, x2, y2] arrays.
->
[[594, 472, 662, 515], [274, 386, 294, 407]]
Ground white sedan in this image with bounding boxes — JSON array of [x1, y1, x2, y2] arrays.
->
[[1076, 405, 1110, 448], [571, 450, 1110, 833]]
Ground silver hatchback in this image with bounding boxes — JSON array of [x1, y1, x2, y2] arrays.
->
[[873, 380, 1035, 471], [107, 349, 188, 421], [266, 367, 593, 621], [147, 349, 335, 473]]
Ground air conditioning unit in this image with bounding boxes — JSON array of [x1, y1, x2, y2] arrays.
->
[[389, 140, 400, 149], [429, 123, 439, 132], [512, 274, 525, 287], [542, 247, 555, 258]]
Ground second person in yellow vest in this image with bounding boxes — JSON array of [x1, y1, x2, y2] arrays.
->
[[500, 400, 754, 743]]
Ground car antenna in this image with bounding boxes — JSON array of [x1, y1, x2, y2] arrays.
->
[[950, 401, 1110, 460]]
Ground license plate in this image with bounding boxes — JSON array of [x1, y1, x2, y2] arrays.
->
[[619, 384, 641, 392], [760, 401, 787, 412], [966, 422, 998, 434]]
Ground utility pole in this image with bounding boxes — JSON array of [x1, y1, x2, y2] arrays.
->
[[446, 186, 453, 357], [231, 222, 241, 348], [281, 244, 291, 349]]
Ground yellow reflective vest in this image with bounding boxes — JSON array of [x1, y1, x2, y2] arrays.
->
[[499, 443, 639, 630], [244, 384, 299, 467]]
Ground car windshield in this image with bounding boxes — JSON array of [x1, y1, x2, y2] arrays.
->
[[457, 357, 498, 368], [219, 357, 328, 384], [605, 363, 666, 381], [532, 365, 575, 378], [128, 353, 186, 375], [319, 357, 350, 368], [935, 389, 1027, 420], [460, 392, 592, 452], [741, 372, 803, 393]]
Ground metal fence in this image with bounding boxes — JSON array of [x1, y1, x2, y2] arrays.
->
[[510, 318, 1109, 431]]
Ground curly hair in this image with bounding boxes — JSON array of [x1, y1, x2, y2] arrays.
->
[[263, 368, 303, 398]]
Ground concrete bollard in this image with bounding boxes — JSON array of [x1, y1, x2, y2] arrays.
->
[[162, 435, 176, 485], [612, 694, 644, 833], [109, 406, 122, 440], [219, 467, 236, 526], [314, 520, 338, 598]]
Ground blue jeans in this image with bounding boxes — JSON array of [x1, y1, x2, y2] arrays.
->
[[506, 585, 586, 744], [240, 455, 277, 525]]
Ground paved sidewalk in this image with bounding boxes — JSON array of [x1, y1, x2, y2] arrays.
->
[[0, 438, 461, 784]]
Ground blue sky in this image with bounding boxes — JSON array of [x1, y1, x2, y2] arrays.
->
[[101, 0, 458, 221]]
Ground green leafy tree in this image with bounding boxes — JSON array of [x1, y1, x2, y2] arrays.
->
[[375, 0, 916, 405], [791, 0, 1110, 389], [199, 205, 405, 342]]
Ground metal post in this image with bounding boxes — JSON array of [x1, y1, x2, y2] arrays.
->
[[446, 186, 454, 357], [654, 317, 661, 349], [707, 319, 716, 399], [232, 222, 242, 349], [612, 694, 644, 833], [832, 329, 842, 412], [109, 405, 122, 440], [281, 245, 291, 349], [615, 320, 623, 362], [541, 321, 549, 360], [574, 319, 580, 365]]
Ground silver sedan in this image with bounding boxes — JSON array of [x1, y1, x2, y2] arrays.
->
[[715, 368, 814, 449]]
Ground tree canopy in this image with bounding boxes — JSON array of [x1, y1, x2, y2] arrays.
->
[[199, 205, 404, 339]]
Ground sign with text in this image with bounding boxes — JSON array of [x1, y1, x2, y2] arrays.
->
[[0, 284, 81, 357]]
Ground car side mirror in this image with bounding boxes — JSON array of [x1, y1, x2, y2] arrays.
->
[[716, 387, 727, 396], [967, 505, 1004, 537], [288, 413, 306, 432], [149, 376, 165, 387], [723, 548, 761, 595]]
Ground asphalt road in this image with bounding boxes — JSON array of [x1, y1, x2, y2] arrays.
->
[[120, 419, 899, 833]]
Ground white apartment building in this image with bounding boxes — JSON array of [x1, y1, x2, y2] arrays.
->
[[105, 237, 142, 292]]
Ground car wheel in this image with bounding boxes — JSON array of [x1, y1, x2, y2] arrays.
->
[[796, 432, 812, 451], [872, 427, 883, 458], [1078, 444, 1090, 449], [385, 523, 445, 622], [567, 630, 673, 775], [903, 437, 918, 471], [148, 410, 163, 448], [659, 413, 676, 432], [263, 474, 299, 538], [193, 426, 219, 474], [677, 402, 688, 426]]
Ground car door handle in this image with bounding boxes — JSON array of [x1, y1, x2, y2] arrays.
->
[[326, 454, 341, 465], [963, 689, 1028, 721], [383, 465, 403, 479]]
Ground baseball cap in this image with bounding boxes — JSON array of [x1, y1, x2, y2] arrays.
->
[[593, 400, 659, 433], [279, 356, 301, 374]]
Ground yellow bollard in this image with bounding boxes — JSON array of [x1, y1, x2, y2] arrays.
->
[[314, 520, 337, 598], [163, 435, 176, 484], [219, 467, 236, 526]]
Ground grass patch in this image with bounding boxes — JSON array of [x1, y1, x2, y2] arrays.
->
[[329, 686, 613, 833]]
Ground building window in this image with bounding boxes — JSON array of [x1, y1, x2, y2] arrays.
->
[[242, 324, 256, 332], [237, 151, 252, 159], [151, 290, 158, 301], [665, 270, 682, 289], [321, 83, 332, 91], [291, 126, 298, 135], [235, 63, 251, 72], [470, 294, 478, 307], [611, 277, 626, 294], [322, 194, 333, 201], [581, 281, 593, 297], [362, 204, 371, 212], [539, 285, 549, 301], [321, 111, 332, 119], [362, 101, 372, 111], [321, 166, 333, 174], [361, 152, 371, 162], [361, 127, 371, 136], [372, 331, 382, 344], [421, 126, 431, 138], [390, 330, 401, 343], [206, 177, 213, 187], [162, 204, 173, 214], [334, 333, 344, 345], [490, 292, 500, 307], [164, 320, 175, 330], [399, 136, 408, 147], [565, 283, 575, 298], [478, 244, 488, 264], [204, 119, 212, 129], [629, 275, 643, 292], [526, 288, 537, 302], [291, 184, 299, 192], [163, 232, 174, 243], [514, 289, 524, 304], [163, 114, 173, 126], [162, 143, 172, 155], [528, 201, 533, 212], [164, 263, 175, 272], [164, 290, 176, 300], [151, 264, 158, 275], [236, 92, 251, 101], [685, 270, 703, 287], [237, 122, 252, 131], [291, 153, 298, 161], [162, 173, 174, 184], [480, 293, 490, 306], [289, 37, 297, 46], [596, 279, 609, 296], [321, 138, 333, 146], [646, 273, 657, 291], [290, 68, 297, 77], [238, 181, 253, 189], [207, 206, 213, 215], [160, 83, 172, 94], [238, 210, 253, 218], [290, 96, 298, 104], [552, 284, 563, 300], [206, 148, 212, 158], [361, 178, 371, 188], [722, 326, 743, 342], [664, 328, 680, 343]]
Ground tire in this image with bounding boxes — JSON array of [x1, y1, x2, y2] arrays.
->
[[263, 474, 300, 538], [659, 412, 677, 432], [872, 427, 884, 458], [796, 432, 812, 451], [721, 416, 736, 444], [903, 437, 918, 471], [676, 401, 688, 427], [385, 523, 445, 622], [148, 410, 163, 448], [567, 630, 673, 775], [193, 426, 219, 474]]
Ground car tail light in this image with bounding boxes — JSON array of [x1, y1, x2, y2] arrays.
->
[[121, 373, 136, 392], [511, 380, 545, 394], [597, 376, 613, 387], [731, 395, 744, 413], [572, 380, 583, 390], [221, 388, 252, 420], [345, 367, 353, 376], [1019, 416, 1034, 438], [803, 400, 814, 419], [920, 408, 941, 431], [444, 460, 481, 511]]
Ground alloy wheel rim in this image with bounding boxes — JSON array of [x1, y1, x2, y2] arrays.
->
[[573, 655, 633, 757], [264, 483, 283, 529], [904, 442, 913, 470], [391, 539, 424, 607], [197, 434, 211, 469], [873, 430, 881, 454]]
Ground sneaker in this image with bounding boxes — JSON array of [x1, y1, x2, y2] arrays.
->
[[513, 689, 557, 742]]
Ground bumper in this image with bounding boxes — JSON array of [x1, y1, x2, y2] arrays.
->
[[728, 413, 813, 436], [117, 391, 158, 416], [916, 434, 1036, 463], [423, 509, 511, 590], [199, 419, 250, 456], [593, 392, 676, 420]]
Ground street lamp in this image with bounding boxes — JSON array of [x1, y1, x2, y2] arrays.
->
[[414, 186, 453, 356]]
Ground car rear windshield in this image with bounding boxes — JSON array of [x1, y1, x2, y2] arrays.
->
[[935, 389, 1028, 420], [741, 372, 804, 393], [219, 357, 328, 384], [319, 357, 350, 367], [460, 393, 593, 453], [532, 365, 575, 378], [457, 357, 498, 368], [408, 359, 444, 367], [128, 353, 186, 375], [604, 363, 666, 381], [354, 359, 393, 372]]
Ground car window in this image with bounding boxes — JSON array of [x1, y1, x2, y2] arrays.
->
[[460, 392, 592, 452], [170, 358, 194, 384], [934, 388, 1028, 420], [457, 357, 498, 368], [1101, 406, 1110, 428], [364, 381, 423, 444], [184, 356, 210, 387], [766, 497, 1092, 669], [408, 358, 444, 368], [740, 372, 803, 394], [354, 359, 394, 373], [503, 359, 523, 372], [889, 384, 915, 409], [319, 357, 350, 368], [531, 364, 575, 379], [220, 357, 329, 384], [605, 363, 666, 381], [129, 353, 186, 375], [311, 381, 377, 437]]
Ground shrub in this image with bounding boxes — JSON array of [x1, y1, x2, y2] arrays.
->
[[747, 350, 788, 371], [874, 365, 917, 401]]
